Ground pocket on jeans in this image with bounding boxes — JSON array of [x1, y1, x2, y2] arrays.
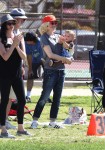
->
[[44, 69, 54, 78]]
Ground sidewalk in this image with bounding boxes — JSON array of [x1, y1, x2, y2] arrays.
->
[[24, 80, 92, 96], [25, 87, 91, 96], [24, 80, 90, 87]]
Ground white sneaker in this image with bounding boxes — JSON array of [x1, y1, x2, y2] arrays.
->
[[49, 122, 64, 129], [30, 121, 38, 129], [6, 120, 16, 130]]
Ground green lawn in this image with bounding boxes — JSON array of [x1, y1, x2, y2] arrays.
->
[[0, 96, 105, 150]]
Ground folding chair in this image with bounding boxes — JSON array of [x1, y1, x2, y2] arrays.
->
[[87, 49, 105, 113], [8, 99, 34, 120]]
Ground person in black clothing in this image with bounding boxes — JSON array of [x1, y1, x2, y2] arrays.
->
[[0, 14, 30, 138]]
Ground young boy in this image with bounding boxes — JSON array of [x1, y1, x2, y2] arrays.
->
[[49, 30, 75, 66], [62, 30, 75, 58]]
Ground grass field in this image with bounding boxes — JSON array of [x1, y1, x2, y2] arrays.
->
[[0, 95, 105, 150]]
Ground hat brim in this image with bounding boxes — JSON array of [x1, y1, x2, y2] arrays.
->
[[2, 19, 16, 25], [13, 16, 27, 19]]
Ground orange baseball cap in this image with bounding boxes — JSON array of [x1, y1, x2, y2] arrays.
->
[[42, 15, 56, 23]]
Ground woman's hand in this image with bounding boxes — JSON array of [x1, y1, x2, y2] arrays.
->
[[13, 33, 23, 47], [62, 57, 72, 65], [15, 34, 26, 60], [58, 35, 66, 44], [0, 34, 23, 61]]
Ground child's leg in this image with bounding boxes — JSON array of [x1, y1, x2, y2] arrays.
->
[[26, 79, 33, 102]]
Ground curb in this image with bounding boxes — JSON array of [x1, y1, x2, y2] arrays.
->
[[24, 79, 90, 87]]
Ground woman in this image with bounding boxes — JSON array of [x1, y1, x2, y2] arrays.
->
[[0, 14, 29, 138], [31, 15, 71, 129], [4, 8, 27, 130]]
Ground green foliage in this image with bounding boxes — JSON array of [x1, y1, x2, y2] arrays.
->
[[54, 0, 62, 8], [62, 21, 80, 29], [86, 0, 96, 10], [91, 0, 96, 10]]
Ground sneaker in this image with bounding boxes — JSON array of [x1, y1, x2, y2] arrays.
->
[[49, 122, 64, 129], [1, 132, 15, 138], [17, 130, 31, 136], [30, 121, 38, 129], [26, 96, 31, 103], [6, 120, 16, 129]]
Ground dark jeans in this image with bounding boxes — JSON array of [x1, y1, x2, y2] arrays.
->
[[0, 77, 26, 125], [33, 69, 65, 119], [102, 68, 105, 108]]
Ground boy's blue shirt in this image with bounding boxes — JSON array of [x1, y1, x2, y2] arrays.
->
[[25, 40, 43, 64], [62, 48, 71, 57]]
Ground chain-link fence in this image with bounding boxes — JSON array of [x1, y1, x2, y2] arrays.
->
[[0, 0, 98, 80]]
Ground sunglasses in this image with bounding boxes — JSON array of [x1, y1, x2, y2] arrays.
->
[[16, 18, 26, 24], [50, 21, 58, 25], [7, 22, 16, 26]]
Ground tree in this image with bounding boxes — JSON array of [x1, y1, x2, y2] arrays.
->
[[54, 0, 62, 8]]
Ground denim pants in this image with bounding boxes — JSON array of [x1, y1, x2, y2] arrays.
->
[[33, 68, 65, 119]]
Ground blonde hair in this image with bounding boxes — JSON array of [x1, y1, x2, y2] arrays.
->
[[65, 30, 76, 39], [38, 22, 50, 35]]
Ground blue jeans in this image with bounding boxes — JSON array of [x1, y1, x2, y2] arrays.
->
[[33, 69, 65, 119]]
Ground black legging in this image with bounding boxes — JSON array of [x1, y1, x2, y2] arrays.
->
[[0, 77, 26, 125]]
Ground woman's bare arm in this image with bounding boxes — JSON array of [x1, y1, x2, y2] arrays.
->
[[43, 45, 71, 64], [16, 35, 26, 61]]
